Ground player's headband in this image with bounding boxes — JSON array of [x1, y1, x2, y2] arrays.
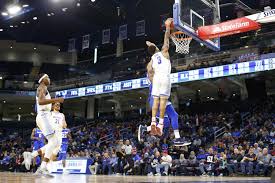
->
[[38, 74, 49, 84]]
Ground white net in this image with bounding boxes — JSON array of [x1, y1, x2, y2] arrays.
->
[[171, 31, 192, 54]]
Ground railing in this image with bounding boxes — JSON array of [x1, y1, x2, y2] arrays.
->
[[213, 119, 234, 140], [99, 134, 114, 145], [119, 127, 132, 140]]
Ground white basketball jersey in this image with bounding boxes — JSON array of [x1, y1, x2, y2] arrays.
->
[[51, 111, 65, 131], [36, 89, 52, 112], [152, 52, 171, 76]]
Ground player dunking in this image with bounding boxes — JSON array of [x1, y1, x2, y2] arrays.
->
[[23, 73, 64, 176], [138, 71, 191, 146], [51, 102, 70, 174], [146, 18, 173, 137]]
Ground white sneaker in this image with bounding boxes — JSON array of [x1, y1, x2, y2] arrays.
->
[[22, 152, 32, 170], [201, 173, 209, 177], [35, 167, 54, 178], [155, 173, 161, 176], [147, 172, 153, 176]]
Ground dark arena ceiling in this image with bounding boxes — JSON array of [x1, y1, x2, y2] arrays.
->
[[0, 0, 274, 49]]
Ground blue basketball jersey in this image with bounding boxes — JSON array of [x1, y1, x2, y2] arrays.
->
[[33, 128, 45, 151], [61, 129, 70, 144], [34, 128, 45, 143]]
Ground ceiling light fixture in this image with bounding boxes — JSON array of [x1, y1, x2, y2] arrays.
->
[[0, 29, 3, 32], [22, 4, 29, 8], [1, 12, 8, 16], [33, 17, 38, 20], [7, 4, 22, 15]]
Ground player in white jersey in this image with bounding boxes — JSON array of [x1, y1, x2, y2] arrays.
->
[[51, 102, 67, 160], [146, 18, 173, 136], [23, 73, 64, 177]]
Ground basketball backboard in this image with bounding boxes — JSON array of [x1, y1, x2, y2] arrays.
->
[[173, 0, 221, 51]]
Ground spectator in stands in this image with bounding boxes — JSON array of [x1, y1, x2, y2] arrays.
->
[[115, 140, 125, 174], [254, 148, 272, 176], [131, 147, 142, 174], [102, 152, 111, 175], [253, 143, 262, 156], [216, 151, 227, 176], [240, 148, 256, 175], [147, 151, 161, 176], [227, 148, 243, 176], [199, 148, 216, 176], [155, 150, 172, 176], [271, 145, 275, 156], [110, 152, 118, 174], [175, 154, 188, 175], [123, 140, 134, 174]]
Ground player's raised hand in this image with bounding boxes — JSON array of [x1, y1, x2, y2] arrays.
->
[[165, 18, 173, 27], [146, 41, 153, 46], [56, 97, 64, 103]]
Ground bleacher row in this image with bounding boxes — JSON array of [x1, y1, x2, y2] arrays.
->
[[0, 96, 274, 176]]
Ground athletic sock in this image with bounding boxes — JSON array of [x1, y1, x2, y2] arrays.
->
[[40, 161, 47, 170], [159, 118, 164, 125], [31, 151, 39, 157], [174, 130, 180, 139], [151, 117, 156, 126], [157, 118, 164, 131]]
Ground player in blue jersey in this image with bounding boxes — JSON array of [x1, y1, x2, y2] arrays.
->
[[57, 128, 70, 171], [31, 127, 45, 169], [138, 58, 191, 146]]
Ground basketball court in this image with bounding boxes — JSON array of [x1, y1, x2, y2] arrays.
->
[[0, 173, 271, 183]]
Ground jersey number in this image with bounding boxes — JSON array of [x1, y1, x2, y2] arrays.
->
[[156, 56, 162, 64], [55, 118, 59, 124], [62, 132, 67, 138]]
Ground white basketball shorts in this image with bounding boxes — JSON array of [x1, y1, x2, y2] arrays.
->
[[152, 75, 171, 97], [36, 111, 55, 138]]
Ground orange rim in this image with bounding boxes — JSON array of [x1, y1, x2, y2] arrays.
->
[[172, 31, 192, 41]]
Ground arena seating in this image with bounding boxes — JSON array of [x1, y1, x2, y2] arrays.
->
[[0, 97, 274, 176]]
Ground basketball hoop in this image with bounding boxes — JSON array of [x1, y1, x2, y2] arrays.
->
[[171, 31, 192, 54]]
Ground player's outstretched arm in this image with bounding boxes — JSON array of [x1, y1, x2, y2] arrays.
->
[[146, 41, 160, 52], [37, 85, 64, 105], [31, 128, 38, 140], [147, 60, 154, 83], [162, 18, 173, 53]]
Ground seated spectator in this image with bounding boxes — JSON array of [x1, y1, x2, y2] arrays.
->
[[110, 152, 118, 174], [254, 148, 272, 176], [175, 154, 188, 175], [132, 147, 142, 175], [155, 150, 172, 176], [227, 148, 243, 176], [89, 153, 102, 175], [216, 151, 227, 176], [199, 148, 216, 176], [102, 152, 111, 175], [231, 128, 241, 138], [148, 151, 161, 176], [253, 143, 262, 156], [240, 148, 256, 175]]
